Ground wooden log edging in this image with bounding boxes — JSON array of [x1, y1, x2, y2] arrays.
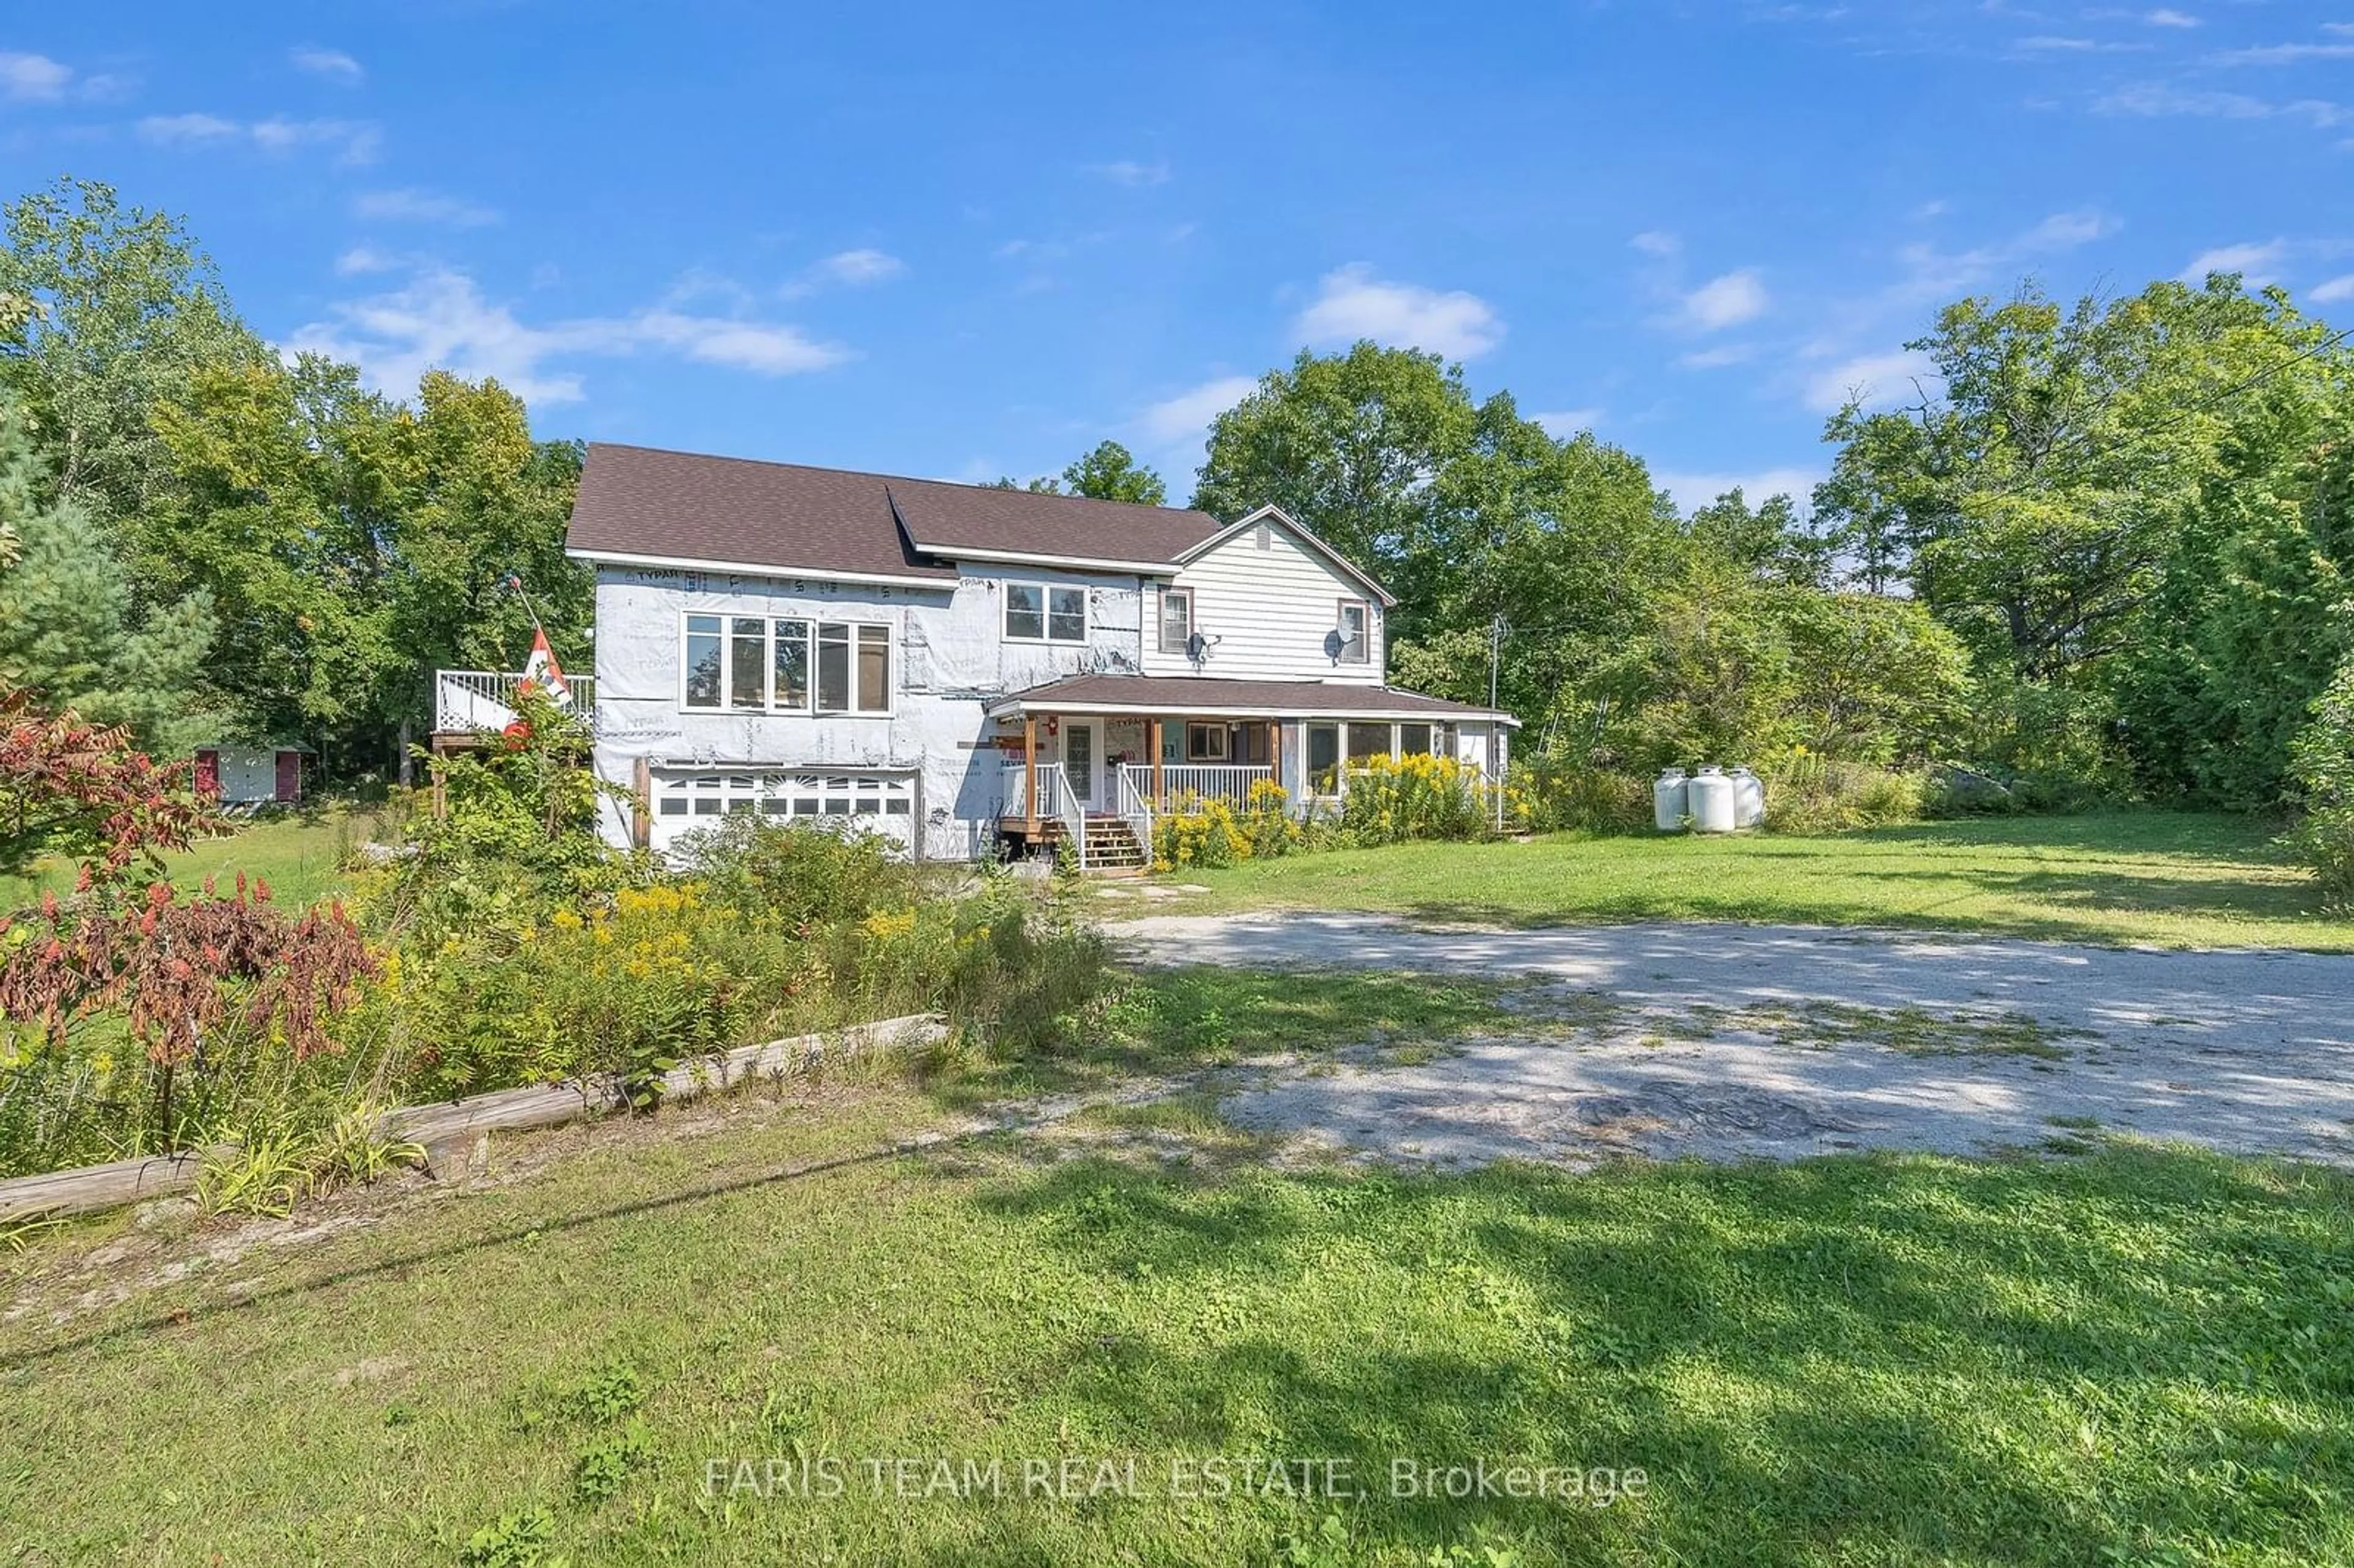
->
[[0, 1012, 948, 1224]]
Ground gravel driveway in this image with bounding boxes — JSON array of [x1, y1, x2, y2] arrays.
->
[[1109, 913, 2354, 1170]]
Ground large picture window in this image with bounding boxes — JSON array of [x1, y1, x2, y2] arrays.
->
[[1005, 582, 1088, 643], [682, 613, 889, 714]]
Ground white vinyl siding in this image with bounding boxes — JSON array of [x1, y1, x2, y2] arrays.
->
[[1140, 519, 1386, 683]]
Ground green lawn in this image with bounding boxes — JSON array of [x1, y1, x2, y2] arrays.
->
[[4, 1077, 2348, 1566], [0, 802, 387, 912], [1169, 811, 2353, 951]]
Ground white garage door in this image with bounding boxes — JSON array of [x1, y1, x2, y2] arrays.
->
[[649, 769, 916, 855]]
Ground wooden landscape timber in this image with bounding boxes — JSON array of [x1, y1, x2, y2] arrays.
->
[[0, 1012, 947, 1224]]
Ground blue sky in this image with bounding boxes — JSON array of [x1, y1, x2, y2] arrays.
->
[[3, 1, 2350, 512]]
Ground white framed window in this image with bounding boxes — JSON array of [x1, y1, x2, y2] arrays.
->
[[1005, 582, 1088, 644], [1159, 587, 1193, 654], [1336, 599, 1371, 665], [1400, 722, 1434, 755], [681, 613, 889, 714], [1186, 721, 1228, 761]]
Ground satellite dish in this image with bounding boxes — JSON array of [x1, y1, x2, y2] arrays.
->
[[1185, 631, 1209, 663]]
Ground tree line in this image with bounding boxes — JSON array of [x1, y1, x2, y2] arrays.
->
[[6, 173, 2350, 833], [0, 178, 586, 782]]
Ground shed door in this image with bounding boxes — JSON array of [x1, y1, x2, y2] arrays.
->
[[274, 751, 302, 802], [194, 750, 221, 796]]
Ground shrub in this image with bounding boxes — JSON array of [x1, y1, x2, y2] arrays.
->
[[1338, 753, 1511, 844], [1517, 762, 1651, 835], [1751, 747, 1925, 833], [837, 872, 1115, 1055], [0, 874, 378, 1174], [357, 881, 817, 1103], [673, 815, 916, 927], [2287, 653, 2354, 907]]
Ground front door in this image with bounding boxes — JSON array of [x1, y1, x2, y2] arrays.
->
[[1063, 721, 1097, 805]]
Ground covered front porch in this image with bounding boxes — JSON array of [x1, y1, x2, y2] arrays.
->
[[982, 674, 1517, 872]]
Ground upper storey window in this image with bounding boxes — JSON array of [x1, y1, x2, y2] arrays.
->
[[1006, 583, 1087, 644]]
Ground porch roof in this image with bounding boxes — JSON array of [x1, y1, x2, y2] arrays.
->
[[984, 674, 1519, 726]]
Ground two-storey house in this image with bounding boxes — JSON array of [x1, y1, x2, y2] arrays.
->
[[559, 443, 1517, 865]]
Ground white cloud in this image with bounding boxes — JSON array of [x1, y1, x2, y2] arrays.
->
[[351, 187, 500, 227], [1629, 230, 1682, 258], [2096, 83, 2347, 129], [286, 266, 851, 405], [290, 46, 362, 83], [2016, 210, 2119, 249], [1682, 268, 1769, 330], [139, 112, 378, 162], [137, 112, 240, 145], [1136, 375, 1259, 445], [2214, 41, 2354, 66], [1654, 466, 1824, 515], [2143, 8, 2199, 26], [1679, 343, 1758, 368], [2179, 239, 2288, 284], [0, 50, 72, 101], [1293, 264, 1504, 360], [1530, 409, 1601, 438], [1802, 349, 1940, 414], [333, 246, 400, 276], [2312, 274, 2354, 303], [1087, 159, 1171, 187], [781, 248, 905, 297]]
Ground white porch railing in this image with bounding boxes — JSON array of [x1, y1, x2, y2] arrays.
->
[[434, 669, 596, 733], [1152, 764, 1272, 810], [1113, 763, 1155, 860], [999, 759, 1070, 820]]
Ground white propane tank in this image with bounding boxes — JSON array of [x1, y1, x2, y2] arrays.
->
[[1730, 766, 1766, 829], [1688, 766, 1737, 834], [1653, 768, 1689, 832]]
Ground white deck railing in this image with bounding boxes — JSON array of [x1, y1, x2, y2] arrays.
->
[[434, 669, 595, 733]]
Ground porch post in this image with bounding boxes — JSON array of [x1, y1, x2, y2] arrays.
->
[[1269, 720, 1284, 804], [630, 757, 652, 850], [1023, 715, 1038, 829], [1148, 717, 1164, 807]]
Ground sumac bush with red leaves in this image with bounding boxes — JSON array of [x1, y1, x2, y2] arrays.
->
[[1, 688, 382, 1175]]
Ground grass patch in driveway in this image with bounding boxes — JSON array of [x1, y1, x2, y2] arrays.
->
[[2, 1089, 2350, 1566], [1677, 999, 2087, 1059], [923, 965, 1540, 1111], [1157, 810, 2351, 951]]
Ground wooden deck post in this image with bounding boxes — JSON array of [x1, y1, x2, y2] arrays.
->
[[1148, 717, 1164, 808], [631, 757, 653, 850], [1023, 715, 1038, 831]]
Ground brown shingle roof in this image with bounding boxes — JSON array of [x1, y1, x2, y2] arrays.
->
[[885, 475, 1223, 563], [566, 443, 1225, 580], [988, 674, 1518, 724]]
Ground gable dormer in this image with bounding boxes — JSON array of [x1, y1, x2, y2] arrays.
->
[[1140, 506, 1393, 685]]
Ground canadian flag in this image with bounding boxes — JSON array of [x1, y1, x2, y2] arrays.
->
[[520, 626, 574, 706]]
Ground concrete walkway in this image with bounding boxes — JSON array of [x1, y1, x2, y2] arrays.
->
[[1109, 913, 2354, 1169]]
